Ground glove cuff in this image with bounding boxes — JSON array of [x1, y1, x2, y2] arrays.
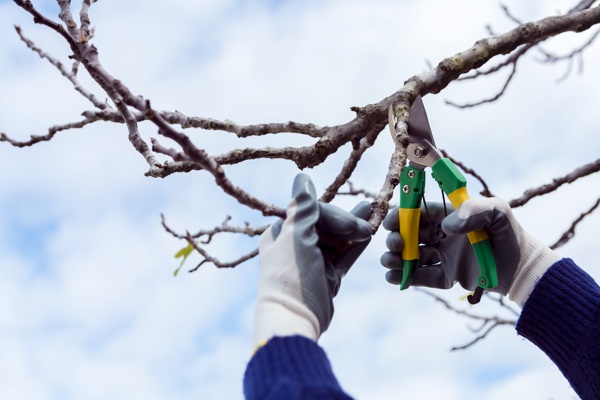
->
[[508, 236, 561, 307], [253, 294, 320, 347]]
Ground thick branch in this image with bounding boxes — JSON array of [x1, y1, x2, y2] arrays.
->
[[403, 6, 600, 97]]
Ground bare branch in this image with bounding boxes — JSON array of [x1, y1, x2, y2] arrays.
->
[[441, 150, 495, 197], [550, 197, 600, 249], [79, 0, 95, 42], [0, 118, 92, 147], [337, 181, 379, 201], [186, 239, 258, 270], [14, 25, 108, 110], [369, 146, 405, 230], [501, 3, 525, 25], [161, 213, 265, 269], [570, 0, 599, 13], [320, 127, 381, 203], [536, 27, 600, 82], [448, 4, 599, 105], [9, 0, 600, 272], [445, 63, 518, 108], [111, 78, 285, 217], [57, 0, 80, 38], [509, 158, 600, 207], [450, 321, 511, 351], [154, 111, 328, 138], [415, 288, 517, 351]]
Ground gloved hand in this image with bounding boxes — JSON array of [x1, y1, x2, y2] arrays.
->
[[380, 197, 561, 306], [254, 173, 373, 347]]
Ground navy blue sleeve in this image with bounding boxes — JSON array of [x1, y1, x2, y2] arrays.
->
[[243, 335, 353, 400], [517, 258, 600, 400]]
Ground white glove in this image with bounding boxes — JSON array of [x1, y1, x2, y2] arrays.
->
[[254, 174, 372, 347]]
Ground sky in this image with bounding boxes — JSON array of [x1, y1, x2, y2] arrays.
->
[[0, 1, 599, 399]]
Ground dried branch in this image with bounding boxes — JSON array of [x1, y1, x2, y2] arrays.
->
[[446, 62, 518, 108], [337, 181, 379, 201], [440, 150, 495, 197], [186, 241, 258, 271], [0, 118, 93, 147], [570, 0, 599, 13], [509, 158, 600, 207], [14, 25, 108, 110], [7, 1, 600, 265], [450, 321, 511, 351], [537, 27, 600, 82], [447, 3, 598, 106], [161, 213, 264, 269], [415, 288, 517, 351], [550, 197, 600, 249], [319, 126, 381, 203], [369, 146, 405, 229], [79, 0, 95, 41]]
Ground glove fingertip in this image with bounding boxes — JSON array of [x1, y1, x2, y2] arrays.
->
[[354, 219, 374, 241], [382, 206, 400, 231], [440, 211, 463, 235], [350, 201, 372, 221], [270, 219, 283, 240], [385, 270, 402, 285], [291, 173, 318, 202]]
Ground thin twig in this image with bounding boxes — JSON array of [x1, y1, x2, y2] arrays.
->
[[14, 25, 108, 109], [185, 233, 259, 269], [320, 127, 381, 203], [337, 181, 379, 200], [440, 150, 495, 197], [550, 197, 600, 249], [446, 63, 518, 108], [415, 288, 517, 351], [509, 158, 600, 207], [0, 118, 92, 147]]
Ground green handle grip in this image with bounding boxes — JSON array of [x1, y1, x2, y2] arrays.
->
[[471, 240, 498, 288], [431, 158, 498, 291], [398, 166, 426, 290]]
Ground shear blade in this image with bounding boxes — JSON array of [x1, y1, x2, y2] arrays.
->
[[407, 96, 437, 149]]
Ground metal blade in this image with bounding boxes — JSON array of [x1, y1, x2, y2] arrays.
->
[[407, 96, 437, 148]]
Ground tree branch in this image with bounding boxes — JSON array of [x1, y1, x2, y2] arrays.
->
[[14, 25, 108, 110], [550, 197, 600, 249], [415, 288, 517, 351], [441, 150, 495, 197], [509, 158, 600, 207]]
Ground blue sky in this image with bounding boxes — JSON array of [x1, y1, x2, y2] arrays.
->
[[1, 1, 599, 399]]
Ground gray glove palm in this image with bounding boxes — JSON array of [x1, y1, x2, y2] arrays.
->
[[380, 198, 560, 306]]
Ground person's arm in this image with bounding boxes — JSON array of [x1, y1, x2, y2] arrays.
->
[[243, 173, 372, 400], [381, 197, 599, 399], [244, 336, 353, 400], [517, 258, 600, 400]]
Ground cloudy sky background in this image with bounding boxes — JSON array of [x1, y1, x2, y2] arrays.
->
[[1, 0, 599, 399]]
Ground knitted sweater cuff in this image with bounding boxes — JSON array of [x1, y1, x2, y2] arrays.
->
[[517, 258, 600, 399], [243, 335, 350, 400]]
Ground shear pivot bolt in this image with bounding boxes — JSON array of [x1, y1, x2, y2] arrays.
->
[[402, 185, 410, 194], [413, 146, 425, 158]]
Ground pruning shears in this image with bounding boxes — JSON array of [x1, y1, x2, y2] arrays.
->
[[388, 96, 498, 304]]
